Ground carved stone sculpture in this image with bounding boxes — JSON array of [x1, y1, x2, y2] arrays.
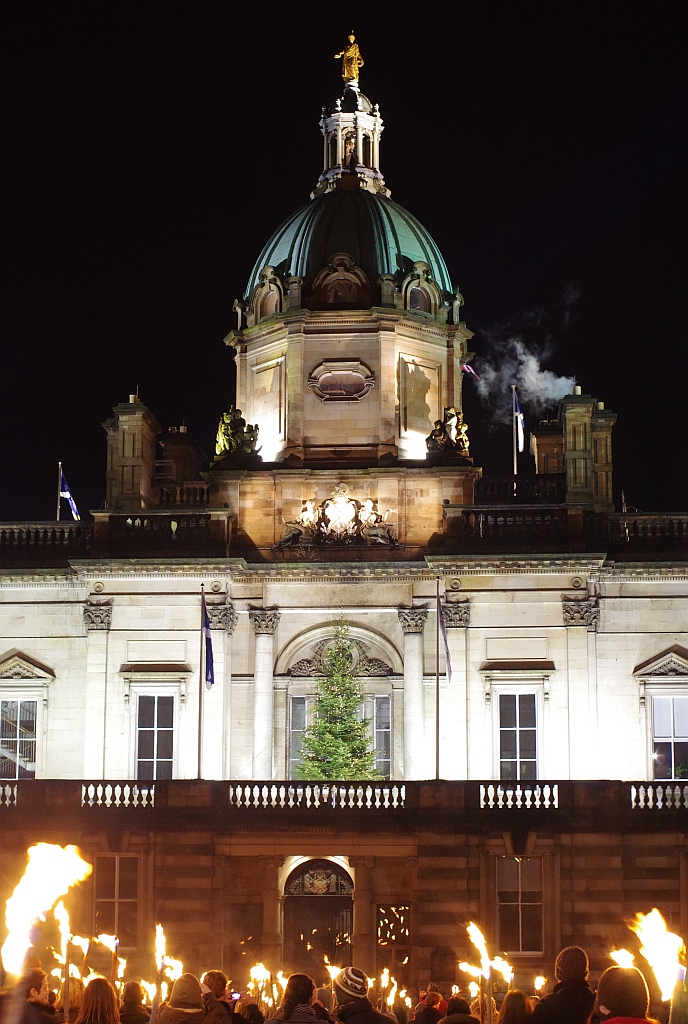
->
[[335, 34, 364, 82], [562, 597, 600, 631], [215, 407, 261, 458], [207, 602, 238, 635], [249, 608, 281, 635], [275, 485, 397, 548], [398, 607, 429, 634], [442, 601, 470, 628], [84, 603, 113, 631], [426, 407, 469, 457]]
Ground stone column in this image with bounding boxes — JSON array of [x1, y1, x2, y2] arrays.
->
[[442, 601, 470, 779], [82, 601, 113, 778], [207, 601, 238, 779], [350, 856, 375, 975], [260, 856, 284, 968], [563, 596, 600, 778], [249, 608, 280, 779], [398, 607, 428, 780]]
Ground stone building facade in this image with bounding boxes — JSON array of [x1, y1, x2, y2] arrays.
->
[[1, 57, 687, 997]]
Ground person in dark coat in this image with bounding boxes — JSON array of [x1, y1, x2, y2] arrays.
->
[[413, 994, 443, 1024], [332, 968, 392, 1024], [530, 947, 595, 1024], [158, 975, 227, 1024], [118, 983, 150, 1024], [594, 965, 657, 1023], [440, 996, 480, 1024]]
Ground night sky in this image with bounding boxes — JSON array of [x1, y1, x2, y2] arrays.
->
[[3, 3, 687, 522]]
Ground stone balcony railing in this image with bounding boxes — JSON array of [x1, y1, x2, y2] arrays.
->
[[0, 522, 93, 566], [1, 780, 685, 832]]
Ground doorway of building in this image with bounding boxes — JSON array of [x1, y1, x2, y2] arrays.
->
[[283, 860, 353, 977]]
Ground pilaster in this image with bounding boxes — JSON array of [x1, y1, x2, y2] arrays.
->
[[250, 608, 281, 779], [398, 607, 428, 780]]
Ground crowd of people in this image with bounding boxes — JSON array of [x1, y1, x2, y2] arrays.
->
[[0, 946, 669, 1024]]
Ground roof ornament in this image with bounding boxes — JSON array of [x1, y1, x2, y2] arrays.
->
[[335, 32, 364, 83]]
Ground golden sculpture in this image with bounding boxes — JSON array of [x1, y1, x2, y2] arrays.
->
[[335, 33, 364, 82]]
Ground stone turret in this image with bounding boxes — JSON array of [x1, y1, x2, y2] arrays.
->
[[558, 387, 616, 511], [102, 396, 160, 510]]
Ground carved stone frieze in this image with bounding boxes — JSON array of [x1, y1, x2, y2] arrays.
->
[[84, 602, 113, 631], [562, 597, 600, 631], [288, 638, 392, 677], [207, 601, 238, 635], [442, 601, 470, 628], [249, 608, 281, 635], [398, 607, 429, 634]]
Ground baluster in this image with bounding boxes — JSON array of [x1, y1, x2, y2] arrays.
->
[[630, 784, 637, 809], [639, 785, 647, 809]]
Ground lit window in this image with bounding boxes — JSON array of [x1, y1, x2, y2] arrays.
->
[[1, 700, 37, 779], [136, 695, 173, 780], [374, 696, 391, 779], [95, 855, 139, 947], [496, 856, 543, 953], [289, 696, 307, 779], [499, 694, 537, 780], [652, 696, 688, 780]]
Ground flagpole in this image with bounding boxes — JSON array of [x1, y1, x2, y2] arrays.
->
[[57, 461, 62, 521], [511, 386, 518, 477], [435, 576, 440, 781], [197, 585, 205, 780]]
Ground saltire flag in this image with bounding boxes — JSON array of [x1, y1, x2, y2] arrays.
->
[[59, 470, 81, 521], [201, 593, 215, 689], [437, 591, 453, 686], [461, 362, 481, 381], [514, 389, 525, 453]]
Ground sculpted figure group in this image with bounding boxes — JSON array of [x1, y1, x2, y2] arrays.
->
[[215, 408, 261, 458], [277, 484, 397, 549], [426, 407, 470, 457]]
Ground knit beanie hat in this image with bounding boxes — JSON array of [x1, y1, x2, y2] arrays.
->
[[555, 946, 589, 981], [334, 967, 369, 1001], [595, 966, 650, 1019], [169, 974, 203, 1009]]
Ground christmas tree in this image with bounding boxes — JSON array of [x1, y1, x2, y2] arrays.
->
[[295, 619, 381, 780]]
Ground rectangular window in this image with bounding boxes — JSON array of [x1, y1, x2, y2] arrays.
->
[[496, 856, 543, 953], [136, 695, 173, 780], [289, 696, 307, 779], [499, 694, 537, 780], [95, 855, 139, 947], [374, 696, 391, 779], [653, 696, 688, 780], [1, 700, 37, 779]]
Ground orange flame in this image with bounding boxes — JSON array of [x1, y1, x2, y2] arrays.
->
[[1, 844, 92, 976], [610, 949, 635, 969], [467, 922, 491, 981], [630, 908, 684, 1002]]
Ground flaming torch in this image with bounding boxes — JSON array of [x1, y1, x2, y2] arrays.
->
[[466, 922, 494, 1024], [533, 976, 547, 997], [150, 924, 167, 1024], [629, 908, 686, 1021], [249, 963, 271, 1013], [94, 933, 120, 990], [1, 843, 92, 977], [610, 950, 635, 969]]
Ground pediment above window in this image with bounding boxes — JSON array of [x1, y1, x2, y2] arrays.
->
[[0, 648, 55, 682], [634, 645, 688, 680]]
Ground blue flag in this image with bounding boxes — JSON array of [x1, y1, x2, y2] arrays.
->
[[514, 390, 525, 453], [201, 594, 214, 689], [59, 470, 81, 521]]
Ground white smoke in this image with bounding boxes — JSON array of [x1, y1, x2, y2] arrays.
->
[[473, 288, 579, 427]]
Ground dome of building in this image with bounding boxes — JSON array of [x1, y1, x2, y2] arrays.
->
[[245, 185, 453, 303]]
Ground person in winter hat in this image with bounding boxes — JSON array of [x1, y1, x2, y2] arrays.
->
[[158, 974, 227, 1024], [594, 966, 658, 1022], [530, 947, 594, 1024], [332, 968, 391, 1024]]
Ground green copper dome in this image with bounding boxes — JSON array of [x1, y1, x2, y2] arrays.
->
[[245, 186, 453, 301]]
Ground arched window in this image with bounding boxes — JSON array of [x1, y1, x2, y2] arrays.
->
[[409, 287, 430, 312], [362, 134, 372, 167]]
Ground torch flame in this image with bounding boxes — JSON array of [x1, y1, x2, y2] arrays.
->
[[94, 933, 119, 954], [468, 982, 479, 999], [276, 972, 288, 992], [71, 935, 91, 957], [610, 949, 635, 969], [250, 963, 270, 984], [155, 924, 166, 972], [164, 958, 184, 982], [53, 901, 71, 962], [534, 976, 547, 993], [630, 908, 685, 1002], [386, 980, 397, 1008], [324, 955, 342, 981], [459, 962, 483, 979], [118, 958, 126, 980], [380, 968, 390, 990], [1, 843, 92, 976], [491, 956, 513, 985], [467, 922, 491, 981], [140, 981, 157, 1003]]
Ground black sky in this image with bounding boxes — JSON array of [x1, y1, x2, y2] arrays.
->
[[3, 2, 687, 521]]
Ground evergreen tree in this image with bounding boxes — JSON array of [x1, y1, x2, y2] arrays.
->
[[295, 619, 381, 780]]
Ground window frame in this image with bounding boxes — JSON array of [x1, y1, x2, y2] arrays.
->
[[93, 852, 141, 950], [0, 675, 50, 780], [649, 691, 688, 781], [125, 679, 184, 780], [495, 854, 544, 955], [0, 696, 39, 780], [486, 678, 546, 780]]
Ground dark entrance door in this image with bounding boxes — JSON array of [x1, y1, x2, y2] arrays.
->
[[283, 860, 354, 977]]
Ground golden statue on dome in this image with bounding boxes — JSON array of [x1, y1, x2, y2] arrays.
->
[[335, 33, 364, 82]]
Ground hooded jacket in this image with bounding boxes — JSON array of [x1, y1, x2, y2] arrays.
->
[[157, 975, 226, 1024]]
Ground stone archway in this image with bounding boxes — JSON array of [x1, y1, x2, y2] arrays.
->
[[283, 859, 354, 977]]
